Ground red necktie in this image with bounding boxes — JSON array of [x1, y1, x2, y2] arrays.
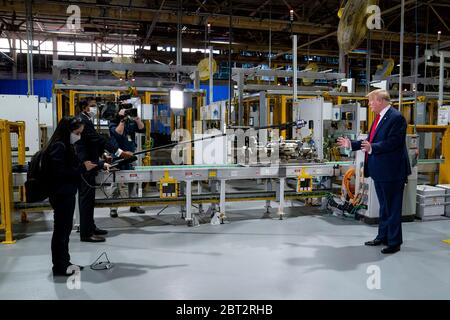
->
[[369, 114, 381, 142], [365, 114, 381, 162]]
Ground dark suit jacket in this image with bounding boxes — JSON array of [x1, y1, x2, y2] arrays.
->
[[76, 112, 118, 163], [351, 107, 411, 182], [48, 141, 86, 195]]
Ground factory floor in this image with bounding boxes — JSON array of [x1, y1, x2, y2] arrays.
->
[[1, 200, 450, 300]]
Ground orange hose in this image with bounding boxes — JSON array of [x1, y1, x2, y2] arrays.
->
[[342, 168, 355, 201]]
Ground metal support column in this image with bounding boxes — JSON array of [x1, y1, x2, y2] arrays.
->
[[144, 92, 152, 166], [219, 179, 226, 224], [176, 0, 182, 83], [209, 46, 214, 104], [197, 181, 204, 214], [52, 36, 58, 63], [25, 0, 34, 96], [185, 180, 193, 225], [292, 35, 298, 103], [439, 52, 444, 107], [265, 179, 272, 215], [259, 91, 267, 128], [281, 96, 287, 139], [399, 0, 405, 112], [237, 72, 244, 126], [69, 90, 76, 116], [366, 32, 372, 93], [278, 178, 285, 220], [339, 47, 346, 75], [11, 33, 17, 79], [186, 107, 193, 165]]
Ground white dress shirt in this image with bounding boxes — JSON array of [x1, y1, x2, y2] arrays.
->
[[368, 105, 391, 154], [373, 105, 391, 130]]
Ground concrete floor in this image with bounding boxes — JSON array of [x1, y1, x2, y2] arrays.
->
[[1, 201, 450, 300]]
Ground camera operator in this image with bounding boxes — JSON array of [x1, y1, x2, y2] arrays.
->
[[77, 98, 133, 242], [108, 105, 146, 217]]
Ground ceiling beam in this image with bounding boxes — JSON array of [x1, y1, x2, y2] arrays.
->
[[429, 5, 450, 33], [0, 2, 334, 35], [249, 0, 271, 17]]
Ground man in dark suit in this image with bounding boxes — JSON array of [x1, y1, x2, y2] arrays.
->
[[76, 98, 133, 242], [337, 89, 411, 254]]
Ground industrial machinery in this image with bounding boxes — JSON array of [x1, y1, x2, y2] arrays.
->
[[326, 134, 419, 223]]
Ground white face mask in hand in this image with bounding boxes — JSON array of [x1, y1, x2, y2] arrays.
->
[[70, 132, 81, 144]]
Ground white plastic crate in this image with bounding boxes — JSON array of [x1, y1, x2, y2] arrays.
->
[[436, 184, 450, 217], [416, 185, 445, 219]]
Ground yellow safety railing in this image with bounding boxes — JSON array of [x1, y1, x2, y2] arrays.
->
[[0, 120, 25, 244]]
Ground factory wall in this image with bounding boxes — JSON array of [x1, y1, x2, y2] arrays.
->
[[187, 84, 229, 103], [0, 80, 229, 104], [0, 79, 53, 100]]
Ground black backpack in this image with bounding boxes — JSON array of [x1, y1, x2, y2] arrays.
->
[[25, 149, 50, 203]]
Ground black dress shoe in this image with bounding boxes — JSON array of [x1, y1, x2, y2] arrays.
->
[[80, 235, 106, 243], [52, 266, 79, 277], [110, 209, 118, 218], [365, 239, 385, 246], [68, 263, 84, 271], [130, 206, 145, 214], [93, 227, 108, 235], [381, 245, 401, 254], [52, 268, 74, 277]]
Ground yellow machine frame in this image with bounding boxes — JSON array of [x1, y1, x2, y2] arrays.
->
[[0, 120, 26, 244], [408, 124, 450, 184]]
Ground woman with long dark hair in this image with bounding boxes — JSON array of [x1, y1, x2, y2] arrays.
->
[[44, 116, 100, 276]]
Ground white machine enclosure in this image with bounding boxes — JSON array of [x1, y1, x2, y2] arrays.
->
[[0, 94, 40, 156], [293, 98, 366, 161], [292, 97, 324, 160]]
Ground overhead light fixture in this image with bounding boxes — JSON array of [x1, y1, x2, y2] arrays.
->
[[170, 89, 184, 109]]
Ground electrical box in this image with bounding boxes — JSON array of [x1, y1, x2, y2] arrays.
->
[[159, 171, 179, 198], [437, 105, 449, 125], [331, 107, 341, 121], [297, 168, 313, 193]]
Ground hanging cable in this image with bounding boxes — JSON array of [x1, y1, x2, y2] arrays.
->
[[90, 252, 113, 270]]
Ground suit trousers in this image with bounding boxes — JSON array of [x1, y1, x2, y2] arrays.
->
[[50, 194, 76, 270], [78, 172, 97, 238], [374, 180, 405, 247]]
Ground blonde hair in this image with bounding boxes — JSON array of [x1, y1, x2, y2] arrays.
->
[[366, 89, 391, 102]]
